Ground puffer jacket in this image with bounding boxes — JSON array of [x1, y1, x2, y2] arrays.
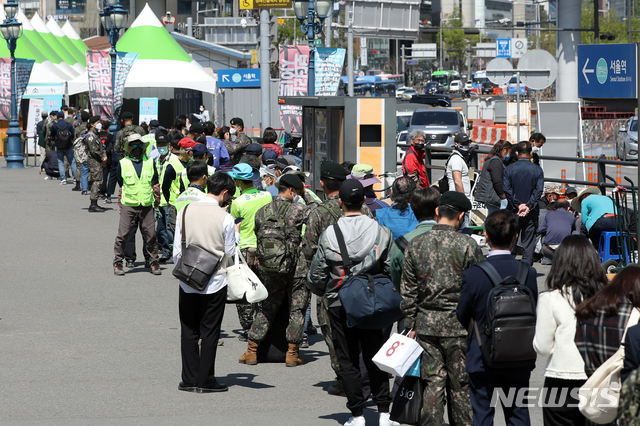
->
[[307, 214, 393, 308]]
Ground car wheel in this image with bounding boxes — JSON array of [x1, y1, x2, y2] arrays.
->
[[603, 259, 620, 274]]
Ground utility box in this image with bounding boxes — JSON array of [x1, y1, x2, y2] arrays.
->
[[279, 96, 397, 196]]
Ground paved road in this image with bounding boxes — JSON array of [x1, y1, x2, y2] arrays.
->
[[0, 160, 552, 426]]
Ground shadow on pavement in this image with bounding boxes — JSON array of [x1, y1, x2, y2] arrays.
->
[[221, 373, 276, 389]]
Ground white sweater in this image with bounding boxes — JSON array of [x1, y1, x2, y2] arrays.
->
[[533, 289, 588, 380]]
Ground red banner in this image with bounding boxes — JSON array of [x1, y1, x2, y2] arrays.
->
[[86, 50, 113, 120], [278, 45, 309, 137]]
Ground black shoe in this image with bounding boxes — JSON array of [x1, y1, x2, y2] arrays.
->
[[81, 190, 88, 195], [125, 260, 135, 268], [104, 196, 113, 204], [88, 200, 105, 213], [178, 382, 198, 392], [144, 261, 150, 269], [114, 264, 125, 276], [327, 381, 346, 397], [71, 182, 81, 191], [197, 382, 228, 393], [238, 331, 248, 342]]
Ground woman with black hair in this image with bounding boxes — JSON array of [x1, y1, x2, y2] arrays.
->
[[473, 140, 512, 214], [534, 235, 608, 425], [374, 176, 418, 240]]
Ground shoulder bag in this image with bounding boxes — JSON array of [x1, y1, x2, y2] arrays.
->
[[226, 247, 268, 303], [172, 204, 223, 291]]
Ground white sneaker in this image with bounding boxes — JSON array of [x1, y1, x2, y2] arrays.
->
[[60, 180, 67, 185], [44, 176, 52, 180], [344, 416, 366, 426], [379, 413, 399, 426]]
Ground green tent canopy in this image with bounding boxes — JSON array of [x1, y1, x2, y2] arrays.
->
[[46, 18, 86, 66], [30, 12, 84, 74]]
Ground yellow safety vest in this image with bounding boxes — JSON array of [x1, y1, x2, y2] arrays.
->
[[175, 187, 207, 212], [120, 156, 155, 207], [156, 152, 174, 208], [168, 156, 187, 206]]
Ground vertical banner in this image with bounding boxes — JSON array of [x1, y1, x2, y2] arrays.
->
[[15, 59, 35, 108], [360, 37, 367, 67], [113, 51, 138, 118], [86, 49, 113, 120], [26, 98, 44, 154], [314, 47, 346, 96], [0, 58, 35, 121], [278, 45, 309, 137], [139, 97, 158, 125]]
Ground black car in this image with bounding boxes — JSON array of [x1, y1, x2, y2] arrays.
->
[[481, 82, 498, 95], [425, 81, 446, 95], [410, 94, 452, 107]]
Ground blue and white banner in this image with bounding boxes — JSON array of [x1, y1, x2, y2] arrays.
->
[[113, 51, 138, 118], [314, 47, 345, 96], [139, 97, 158, 125]]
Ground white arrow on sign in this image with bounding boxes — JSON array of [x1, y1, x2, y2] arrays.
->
[[582, 58, 594, 84], [222, 75, 230, 82]]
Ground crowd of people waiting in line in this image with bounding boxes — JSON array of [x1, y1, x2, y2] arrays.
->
[[36, 107, 640, 426]]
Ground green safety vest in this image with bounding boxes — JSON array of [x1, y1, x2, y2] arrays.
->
[[178, 165, 216, 193], [142, 133, 156, 156], [175, 187, 207, 212], [120, 156, 155, 207], [230, 187, 273, 250], [156, 152, 173, 207], [168, 156, 187, 206]]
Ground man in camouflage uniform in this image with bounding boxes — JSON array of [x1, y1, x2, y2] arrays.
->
[[239, 174, 312, 367], [619, 367, 640, 425], [114, 111, 146, 155], [226, 117, 251, 165], [84, 116, 107, 213], [301, 161, 370, 395], [72, 111, 91, 193], [400, 191, 484, 426]]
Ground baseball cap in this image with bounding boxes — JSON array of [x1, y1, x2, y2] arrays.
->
[[230, 117, 244, 127], [155, 130, 168, 143], [454, 133, 470, 144], [191, 143, 208, 156], [120, 111, 134, 120], [262, 149, 278, 165], [544, 184, 561, 195], [190, 122, 204, 134], [339, 179, 365, 205], [279, 174, 304, 190], [565, 187, 578, 196], [245, 143, 263, 156], [149, 119, 160, 127], [321, 161, 348, 181], [261, 164, 277, 178], [439, 191, 472, 212], [178, 138, 198, 149], [88, 115, 101, 124], [347, 164, 380, 187], [81, 111, 90, 121], [227, 163, 259, 181]]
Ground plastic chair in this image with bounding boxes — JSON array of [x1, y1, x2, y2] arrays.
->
[[598, 231, 629, 263]]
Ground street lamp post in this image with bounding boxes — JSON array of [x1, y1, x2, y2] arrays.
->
[[1, 0, 23, 169], [293, 0, 334, 96], [100, 0, 128, 130]]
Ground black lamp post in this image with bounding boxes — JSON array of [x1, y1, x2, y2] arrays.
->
[[1, 0, 23, 169], [293, 0, 334, 96], [100, 0, 128, 131]]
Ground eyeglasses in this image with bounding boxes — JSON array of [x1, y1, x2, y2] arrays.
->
[[129, 144, 142, 149]]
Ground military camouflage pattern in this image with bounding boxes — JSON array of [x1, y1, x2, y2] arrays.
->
[[317, 295, 340, 374], [224, 131, 251, 165], [84, 128, 106, 201], [248, 275, 310, 344], [236, 247, 260, 331], [114, 124, 146, 154], [418, 335, 472, 426], [619, 367, 640, 425], [73, 123, 88, 181], [400, 224, 484, 337]]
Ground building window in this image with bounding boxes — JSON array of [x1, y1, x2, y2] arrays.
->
[[178, 0, 191, 15]]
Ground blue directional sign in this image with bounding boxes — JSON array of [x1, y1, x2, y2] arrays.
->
[[578, 44, 637, 99], [218, 68, 261, 88], [496, 39, 511, 58]]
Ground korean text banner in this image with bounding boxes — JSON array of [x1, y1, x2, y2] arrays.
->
[[315, 47, 345, 96], [278, 45, 308, 137], [114, 52, 138, 118], [86, 50, 113, 120], [0, 58, 35, 121], [15, 59, 35, 111], [139, 97, 158, 125]]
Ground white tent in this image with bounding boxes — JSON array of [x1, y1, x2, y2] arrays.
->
[[68, 4, 217, 95]]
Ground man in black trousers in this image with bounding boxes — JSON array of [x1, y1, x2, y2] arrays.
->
[[456, 210, 538, 426], [174, 172, 238, 393], [502, 141, 544, 264]]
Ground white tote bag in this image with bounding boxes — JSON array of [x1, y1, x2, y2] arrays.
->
[[579, 308, 640, 424], [226, 247, 268, 303], [372, 331, 424, 377]]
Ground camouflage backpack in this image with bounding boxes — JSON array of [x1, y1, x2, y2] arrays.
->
[[256, 202, 295, 276], [318, 201, 343, 223], [618, 367, 640, 425], [72, 136, 88, 164]]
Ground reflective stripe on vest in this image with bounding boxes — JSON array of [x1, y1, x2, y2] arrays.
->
[[175, 187, 207, 212], [120, 157, 155, 207], [168, 156, 187, 206]]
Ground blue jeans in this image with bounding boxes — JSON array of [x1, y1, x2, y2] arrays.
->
[[81, 163, 89, 191], [156, 205, 173, 257], [56, 147, 76, 181]]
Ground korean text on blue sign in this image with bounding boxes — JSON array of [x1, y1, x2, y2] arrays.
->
[[578, 43, 637, 99], [496, 39, 511, 58], [139, 97, 158, 125], [218, 69, 261, 88]]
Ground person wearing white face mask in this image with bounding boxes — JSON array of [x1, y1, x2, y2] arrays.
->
[[529, 132, 545, 166], [227, 117, 251, 165], [84, 116, 108, 213], [193, 104, 210, 123]]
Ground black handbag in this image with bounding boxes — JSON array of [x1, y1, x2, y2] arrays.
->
[[172, 204, 223, 291], [390, 375, 424, 425]]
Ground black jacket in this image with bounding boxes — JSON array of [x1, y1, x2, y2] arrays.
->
[[622, 323, 640, 383], [503, 158, 544, 211]]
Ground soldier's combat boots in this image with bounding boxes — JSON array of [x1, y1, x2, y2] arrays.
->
[[239, 340, 259, 365], [71, 181, 81, 191], [89, 200, 105, 213], [285, 343, 304, 367]]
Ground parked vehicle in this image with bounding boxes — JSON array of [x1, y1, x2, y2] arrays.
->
[[401, 89, 419, 100], [410, 94, 452, 107], [449, 80, 463, 93], [407, 107, 472, 154], [618, 117, 639, 161], [464, 81, 473, 91], [481, 82, 499, 94], [395, 87, 409, 99]]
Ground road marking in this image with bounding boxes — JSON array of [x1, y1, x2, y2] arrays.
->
[[582, 58, 594, 84]]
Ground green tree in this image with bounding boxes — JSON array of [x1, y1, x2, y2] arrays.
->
[[581, 0, 640, 44]]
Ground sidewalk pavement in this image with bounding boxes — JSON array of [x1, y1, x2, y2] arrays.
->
[[0, 160, 549, 425]]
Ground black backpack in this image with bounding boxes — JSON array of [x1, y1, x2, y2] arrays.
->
[[471, 260, 537, 369], [54, 123, 73, 149]]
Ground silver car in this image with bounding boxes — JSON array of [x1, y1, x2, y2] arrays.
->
[[406, 108, 472, 156], [618, 117, 638, 161]]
